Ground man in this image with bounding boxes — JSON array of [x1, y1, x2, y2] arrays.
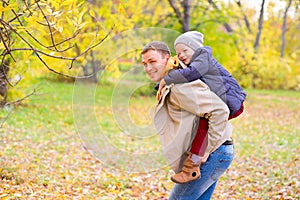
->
[[141, 41, 234, 199]]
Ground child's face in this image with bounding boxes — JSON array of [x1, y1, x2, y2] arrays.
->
[[175, 44, 195, 65]]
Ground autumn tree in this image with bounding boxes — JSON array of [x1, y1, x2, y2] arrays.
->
[[1, 0, 299, 110], [0, 0, 134, 106]]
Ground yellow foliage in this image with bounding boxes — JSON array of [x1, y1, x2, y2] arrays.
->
[[2, 0, 300, 105], [0, 3, 16, 12], [118, 3, 125, 15], [105, 61, 121, 82]]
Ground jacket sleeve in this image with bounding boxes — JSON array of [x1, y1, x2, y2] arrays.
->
[[170, 80, 230, 155], [164, 49, 210, 85]]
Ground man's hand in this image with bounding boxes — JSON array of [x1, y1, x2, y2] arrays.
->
[[157, 79, 166, 101], [201, 154, 209, 163]]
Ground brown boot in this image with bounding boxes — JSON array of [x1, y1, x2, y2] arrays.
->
[[171, 155, 201, 184]]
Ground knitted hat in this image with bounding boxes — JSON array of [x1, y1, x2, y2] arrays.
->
[[174, 31, 204, 51]]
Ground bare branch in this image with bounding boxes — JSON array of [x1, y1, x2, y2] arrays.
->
[[23, 0, 33, 16], [6, 47, 75, 60], [0, 16, 114, 79], [235, 0, 252, 33], [0, 0, 116, 107], [168, 0, 183, 26], [5, 1, 75, 53], [0, 107, 13, 128], [71, 25, 115, 65], [46, 31, 79, 49], [207, 0, 234, 32], [2, 20, 78, 78], [193, 19, 229, 29], [10, 13, 79, 53], [0, 29, 16, 61], [35, 0, 60, 52], [5, 88, 38, 106]]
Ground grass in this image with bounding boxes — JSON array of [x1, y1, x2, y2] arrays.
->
[[0, 78, 299, 199]]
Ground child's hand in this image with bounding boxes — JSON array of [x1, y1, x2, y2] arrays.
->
[[157, 79, 166, 100]]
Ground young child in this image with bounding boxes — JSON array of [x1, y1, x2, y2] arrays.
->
[[160, 31, 246, 184]]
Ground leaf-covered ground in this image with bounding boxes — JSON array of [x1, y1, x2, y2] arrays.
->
[[0, 81, 299, 199]]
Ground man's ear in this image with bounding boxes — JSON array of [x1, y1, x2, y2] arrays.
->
[[163, 54, 170, 67], [164, 54, 170, 62]]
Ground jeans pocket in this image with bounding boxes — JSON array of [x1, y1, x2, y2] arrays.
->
[[211, 155, 233, 181]]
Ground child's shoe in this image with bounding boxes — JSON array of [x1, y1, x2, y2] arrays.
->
[[171, 154, 201, 184]]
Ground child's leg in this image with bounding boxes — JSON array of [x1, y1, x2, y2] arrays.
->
[[229, 103, 244, 120], [190, 117, 209, 158], [171, 117, 208, 184]]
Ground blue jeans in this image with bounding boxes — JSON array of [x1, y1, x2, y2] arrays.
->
[[168, 144, 234, 200]]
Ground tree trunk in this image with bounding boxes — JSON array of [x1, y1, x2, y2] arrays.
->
[[0, 60, 9, 106], [82, 64, 89, 77], [168, 0, 191, 32], [254, 0, 265, 50], [182, 0, 191, 32], [90, 50, 99, 83], [281, 0, 293, 58], [81, 51, 100, 83]]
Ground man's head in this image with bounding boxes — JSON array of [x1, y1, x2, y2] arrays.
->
[[141, 41, 171, 82], [174, 31, 204, 65]]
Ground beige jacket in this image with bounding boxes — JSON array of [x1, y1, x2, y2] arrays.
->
[[154, 79, 232, 173]]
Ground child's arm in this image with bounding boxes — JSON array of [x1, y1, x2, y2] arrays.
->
[[164, 48, 210, 85]]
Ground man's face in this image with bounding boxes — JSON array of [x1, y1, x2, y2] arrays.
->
[[142, 50, 169, 82], [175, 43, 195, 65]]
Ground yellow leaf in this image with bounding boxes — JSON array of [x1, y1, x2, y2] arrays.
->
[[118, 3, 125, 14], [89, 9, 95, 18], [0, 3, 17, 12], [23, 50, 32, 60], [61, 0, 75, 7], [0, 5, 9, 12], [77, 22, 90, 30]]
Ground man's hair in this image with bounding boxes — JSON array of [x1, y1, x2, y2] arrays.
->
[[141, 41, 171, 56]]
